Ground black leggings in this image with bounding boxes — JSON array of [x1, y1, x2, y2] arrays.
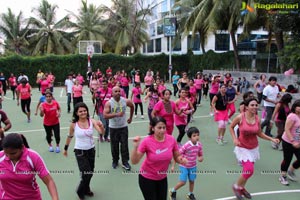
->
[[43, 123, 60, 145], [176, 125, 186, 143], [139, 174, 167, 200], [281, 140, 300, 172], [135, 102, 143, 115], [21, 98, 31, 113]]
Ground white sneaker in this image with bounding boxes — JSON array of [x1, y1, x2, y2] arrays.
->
[[287, 170, 298, 181], [271, 141, 279, 149], [134, 115, 137, 118], [216, 138, 223, 145], [221, 139, 228, 144], [210, 112, 214, 116], [141, 115, 144, 119], [279, 176, 289, 185]]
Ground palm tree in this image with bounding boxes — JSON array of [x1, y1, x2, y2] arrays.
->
[[66, 0, 104, 44], [27, 0, 73, 55], [101, 0, 151, 54], [0, 8, 29, 54]]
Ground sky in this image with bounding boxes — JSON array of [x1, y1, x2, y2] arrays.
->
[[0, 0, 113, 19]]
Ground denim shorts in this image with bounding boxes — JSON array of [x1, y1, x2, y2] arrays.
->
[[179, 166, 197, 182]]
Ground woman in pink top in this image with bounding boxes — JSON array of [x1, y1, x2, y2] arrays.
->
[[72, 79, 84, 109], [46, 72, 55, 93], [194, 73, 204, 105], [40, 91, 61, 153], [121, 72, 130, 98], [8, 73, 17, 100], [158, 79, 167, 98], [174, 89, 194, 144], [229, 97, 278, 199], [40, 75, 50, 95], [152, 89, 183, 135], [89, 74, 99, 104], [144, 71, 154, 90], [16, 78, 32, 123], [209, 75, 221, 115], [131, 117, 187, 200], [144, 83, 159, 131], [279, 100, 300, 185], [0, 133, 59, 200], [131, 82, 144, 119], [270, 93, 292, 150], [116, 81, 126, 98], [134, 70, 141, 84]]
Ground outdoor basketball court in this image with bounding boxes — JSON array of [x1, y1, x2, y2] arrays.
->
[[3, 84, 300, 200]]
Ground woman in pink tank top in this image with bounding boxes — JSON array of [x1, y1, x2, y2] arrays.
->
[[229, 97, 279, 200]]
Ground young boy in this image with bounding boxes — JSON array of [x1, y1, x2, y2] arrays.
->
[[170, 127, 203, 200]]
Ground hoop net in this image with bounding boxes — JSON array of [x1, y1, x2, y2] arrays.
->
[[78, 40, 102, 55]]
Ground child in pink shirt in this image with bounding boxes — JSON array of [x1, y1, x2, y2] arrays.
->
[[131, 82, 144, 119], [16, 79, 32, 122], [170, 127, 203, 200]]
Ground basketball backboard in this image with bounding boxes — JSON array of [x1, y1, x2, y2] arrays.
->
[[78, 40, 102, 55]]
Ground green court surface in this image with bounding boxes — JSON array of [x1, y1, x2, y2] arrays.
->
[[2, 84, 300, 200]]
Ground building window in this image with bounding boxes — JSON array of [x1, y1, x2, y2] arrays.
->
[[237, 34, 268, 51], [187, 34, 200, 51], [143, 43, 146, 53], [147, 40, 154, 53], [215, 34, 230, 51], [149, 23, 155, 37], [155, 38, 161, 52], [157, 20, 164, 35], [167, 37, 181, 51]]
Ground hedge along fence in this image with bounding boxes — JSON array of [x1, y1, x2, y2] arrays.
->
[[0, 51, 248, 86]]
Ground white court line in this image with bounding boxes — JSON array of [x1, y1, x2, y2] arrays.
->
[[7, 115, 211, 134], [214, 189, 300, 200]]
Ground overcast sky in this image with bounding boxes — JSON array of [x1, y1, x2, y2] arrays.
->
[[0, 0, 112, 19]]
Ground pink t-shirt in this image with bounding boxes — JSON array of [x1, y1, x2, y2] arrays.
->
[[17, 84, 31, 99], [282, 113, 300, 144], [8, 77, 17, 87], [90, 79, 99, 91], [0, 147, 49, 200], [209, 82, 219, 94], [96, 88, 112, 113], [174, 99, 190, 126], [179, 141, 203, 168], [41, 100, 60, 126], [121, 77, 129, 87], [153, 100, 176, 135], [138, 134, 178, 180], [76, 75, 84, 85], [47, 74, 54, 87], [135, 75, 140, 83], [158, 85, 166, 97], [40, 80, 50, 94], [194, 79, 204, 90], [72, 85, 83, 98], [132, 87, 142, 103], [144, 76, 153, 86]]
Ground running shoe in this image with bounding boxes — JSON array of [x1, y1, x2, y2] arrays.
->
[[55, 146, 60, 153], [232, 185, 243, 200], [271, 141, 279, 149], [122, 162, 131, 170], [49, 146, 54, 152], [112, 162, 118, 169], [169, 189, 176, 200], [186, 193, 196, 200], [279, 175, 289, 185], [141, 115, 144, 119], [240, 187, 252, 199], [287, 170, 298, 181]]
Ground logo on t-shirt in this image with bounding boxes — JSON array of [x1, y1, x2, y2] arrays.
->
[[156, 148, 168, 154]]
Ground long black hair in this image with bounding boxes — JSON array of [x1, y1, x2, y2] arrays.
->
[[72, 102, 90, 123]]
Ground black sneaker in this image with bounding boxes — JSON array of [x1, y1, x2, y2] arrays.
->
[[169, 189, 176, 200], [187, 193, 196, 200], [112, 162, 118, 169], [240, 188, 252, 199], [122, 162, 131, 170]]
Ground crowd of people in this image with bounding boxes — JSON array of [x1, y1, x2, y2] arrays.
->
[[0, 67, 299, 200]]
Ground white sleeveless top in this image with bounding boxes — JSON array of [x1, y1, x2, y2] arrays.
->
[[74, 119, 95, 150]]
